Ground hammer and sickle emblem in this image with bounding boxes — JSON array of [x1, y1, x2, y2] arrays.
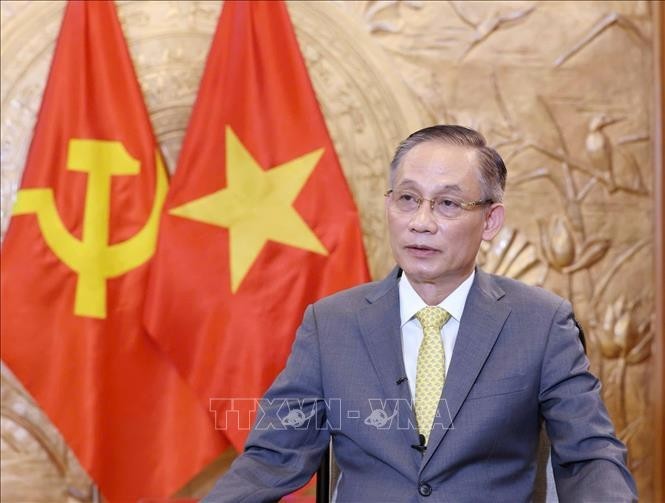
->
[[13, 139, 168, 319]]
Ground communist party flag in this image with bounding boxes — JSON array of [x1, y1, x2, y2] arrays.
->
[[0, 2, 226, 500], [145, 0, 370, 450]]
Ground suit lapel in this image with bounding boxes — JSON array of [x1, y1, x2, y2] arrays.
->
[[357, 268, 421, 466], [421, 269, 511, 469]]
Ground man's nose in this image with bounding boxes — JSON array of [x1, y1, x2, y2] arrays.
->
[[408, 202, 437, 232]]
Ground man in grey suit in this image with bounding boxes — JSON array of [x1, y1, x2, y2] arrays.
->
[[204, 125, 637, 502]]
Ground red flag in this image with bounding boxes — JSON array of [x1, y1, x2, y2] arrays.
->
[[0, 2, 226, 500], [145, 0, 370, 450]]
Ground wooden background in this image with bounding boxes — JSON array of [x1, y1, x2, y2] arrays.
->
[[1, 1, 662, 501]]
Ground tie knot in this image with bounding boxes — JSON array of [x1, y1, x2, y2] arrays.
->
[[415, 306, 450, 331]]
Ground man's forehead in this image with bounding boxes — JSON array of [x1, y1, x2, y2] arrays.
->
[[397, 144, 479, 176], [394, 143, 482, 195]]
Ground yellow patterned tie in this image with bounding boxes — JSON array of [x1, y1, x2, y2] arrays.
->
[[415, 306, 451, 444]]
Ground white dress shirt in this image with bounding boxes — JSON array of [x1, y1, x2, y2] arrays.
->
[[399, 270, 475, 401]]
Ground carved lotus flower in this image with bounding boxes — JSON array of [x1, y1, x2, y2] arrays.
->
[[477, 226, 546, 286], [598, 296, 652, 363], [538, 215, 610, 273]]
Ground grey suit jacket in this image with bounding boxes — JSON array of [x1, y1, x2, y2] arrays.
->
[[204, 268, 637, 502]]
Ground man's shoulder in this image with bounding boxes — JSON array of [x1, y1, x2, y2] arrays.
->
[[312, 275, 393, 315], [481, 270, 567, 311]]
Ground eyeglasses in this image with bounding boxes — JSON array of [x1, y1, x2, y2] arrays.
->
[[385, 189, 493, 220]]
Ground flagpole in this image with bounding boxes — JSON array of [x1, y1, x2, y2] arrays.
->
[[315, 443, 331, 503], [92, 484, 101, 503]]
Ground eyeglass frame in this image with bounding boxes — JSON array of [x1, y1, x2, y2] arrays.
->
[[384, 189, 494, 218]]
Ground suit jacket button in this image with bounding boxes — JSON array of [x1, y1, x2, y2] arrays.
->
[[418, 482, 432, 497]]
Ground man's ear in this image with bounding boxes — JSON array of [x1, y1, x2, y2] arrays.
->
[[482, 203, 504, 241]]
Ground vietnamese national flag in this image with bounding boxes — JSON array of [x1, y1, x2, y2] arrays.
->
[[144, 0, 370, 450], [0, 2, 226, 501]]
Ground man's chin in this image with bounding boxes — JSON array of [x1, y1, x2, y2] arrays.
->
[[400, 266, 440, 285]]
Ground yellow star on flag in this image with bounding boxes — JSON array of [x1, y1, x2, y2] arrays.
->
[[170, 126, 329, 292]]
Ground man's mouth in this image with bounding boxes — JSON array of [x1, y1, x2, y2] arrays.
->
[[405, 244, 439, 256]]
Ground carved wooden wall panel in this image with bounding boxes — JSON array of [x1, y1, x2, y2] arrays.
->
[[1, 1, 659, 500]]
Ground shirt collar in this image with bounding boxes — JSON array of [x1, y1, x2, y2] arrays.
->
[[398, 270, 475, 327]]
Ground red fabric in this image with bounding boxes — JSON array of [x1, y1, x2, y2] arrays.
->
[[144, 0, 370, 450], [0, 2, 226, 501]]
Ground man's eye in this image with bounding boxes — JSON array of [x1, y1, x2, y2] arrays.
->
[[399, 193, 416, 202], [439, 199, 458, 208]]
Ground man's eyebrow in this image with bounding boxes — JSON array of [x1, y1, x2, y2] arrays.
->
[[395, 181, 465, 194], [435, 184, 464, 195]]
